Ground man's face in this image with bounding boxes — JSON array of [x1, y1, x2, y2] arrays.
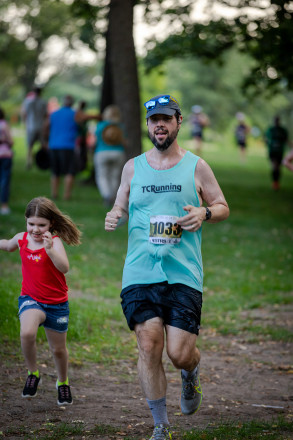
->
[[147, 114, 181, 151]]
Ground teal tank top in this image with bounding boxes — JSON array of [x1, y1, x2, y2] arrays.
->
[[122, 151, 203, 292]]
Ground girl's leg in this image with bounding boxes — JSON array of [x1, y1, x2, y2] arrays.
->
[[20, 309, 46, 372], [45, 328, 68, 382]]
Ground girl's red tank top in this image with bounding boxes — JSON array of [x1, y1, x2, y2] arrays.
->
[[18, 232, 68, 304]]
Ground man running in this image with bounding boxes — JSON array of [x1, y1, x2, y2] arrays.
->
[[265, 115, 289, 190], [105, 94, 230, 439]]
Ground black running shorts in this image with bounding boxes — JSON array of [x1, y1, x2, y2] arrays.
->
[[120, 282, 202, 335], [49, 149, 76, 176]]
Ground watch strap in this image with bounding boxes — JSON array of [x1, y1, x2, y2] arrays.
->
[[205, 207, 212, 221]]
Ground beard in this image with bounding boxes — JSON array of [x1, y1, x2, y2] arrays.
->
[[148, 126, 179, 151]]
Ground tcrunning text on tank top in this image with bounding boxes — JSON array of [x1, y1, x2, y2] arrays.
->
[[142, 184, 181, 193]]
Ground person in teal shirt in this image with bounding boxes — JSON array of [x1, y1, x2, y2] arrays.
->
[[105, 94, 229, 440], [94, 105, 126, 206]]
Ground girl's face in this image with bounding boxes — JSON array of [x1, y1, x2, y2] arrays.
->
[[26, 216, 51, 242]]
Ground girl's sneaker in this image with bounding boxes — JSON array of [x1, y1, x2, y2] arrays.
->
[[22, 374, 42, 398], [56, 382, 73, 405]]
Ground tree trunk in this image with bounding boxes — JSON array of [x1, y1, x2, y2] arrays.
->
[[107, 0, 141, 159], [100, 30, 114, 112]]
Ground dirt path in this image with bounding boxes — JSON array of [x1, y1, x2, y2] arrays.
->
[[1, 307, 292, 439]]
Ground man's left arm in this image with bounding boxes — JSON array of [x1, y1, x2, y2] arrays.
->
[[177, 158, 229, 231]]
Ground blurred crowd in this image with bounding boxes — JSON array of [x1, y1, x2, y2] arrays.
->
[[0, 87, 128, 214], [189, 104, 292, 190], [0, 89, 292, 216]]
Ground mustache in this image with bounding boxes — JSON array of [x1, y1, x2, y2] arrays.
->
[[155, 128, 168, 134]]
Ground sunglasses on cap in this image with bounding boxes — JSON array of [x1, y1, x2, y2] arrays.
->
[[144, 95, 179, 110]]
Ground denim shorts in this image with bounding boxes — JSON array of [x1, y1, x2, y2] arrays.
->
[[18, 295, 69, 333], [121, 282, 202, 335]]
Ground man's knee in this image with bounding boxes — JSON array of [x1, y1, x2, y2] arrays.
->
[[136, 331, 164, 362], [167, 345, 200, 370]]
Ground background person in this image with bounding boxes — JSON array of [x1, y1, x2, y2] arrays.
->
[[105, 94, 229, 440], [265, 115, 289, 190], [235, 112, 250, 162], [22, 87, 47, 169], [75, 100, 101, 173], [94, 105, 126, 207], [0, 197, 81, 405], [0, 107, 14, 215], [189, 105, 210, 155], [47, 95, 79, 200]]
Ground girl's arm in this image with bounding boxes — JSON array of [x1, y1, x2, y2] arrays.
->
[[43, 233, 69, 274], [0, 233, 23, 252]]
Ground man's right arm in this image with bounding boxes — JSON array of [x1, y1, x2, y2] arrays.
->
[[105, 159, 134, 231]]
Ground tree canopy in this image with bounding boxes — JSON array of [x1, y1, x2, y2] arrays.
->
[[0, 0, 88, 92], [0, 0, 292, 155], [144, 0, 293, 94]]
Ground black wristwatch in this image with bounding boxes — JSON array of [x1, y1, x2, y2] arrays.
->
[[204, 207, 212, 221]]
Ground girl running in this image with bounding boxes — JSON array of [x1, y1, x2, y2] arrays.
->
[[0, 197, 81, 405]]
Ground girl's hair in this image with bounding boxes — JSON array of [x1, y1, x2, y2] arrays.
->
[[25, 197, 81, 246]]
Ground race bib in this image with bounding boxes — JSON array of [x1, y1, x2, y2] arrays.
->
[[149, 215, 183, 244]]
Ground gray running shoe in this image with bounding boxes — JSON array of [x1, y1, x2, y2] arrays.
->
[[149, 424, 172, 440], [180, 364, 202, 415]]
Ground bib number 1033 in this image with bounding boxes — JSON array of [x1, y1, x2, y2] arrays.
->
[[149, 215, 183, 244]]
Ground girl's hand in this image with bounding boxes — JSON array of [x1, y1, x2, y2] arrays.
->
[[43, 235, 69, 274], [42, 231, 53, 250]]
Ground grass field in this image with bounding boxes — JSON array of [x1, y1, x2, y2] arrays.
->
[[0, 129, 292, 439]]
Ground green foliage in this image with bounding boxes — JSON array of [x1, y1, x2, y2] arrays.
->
[[70, 0, 104, 51], [144, 1, 293, 94], [0, 0, 95, 92], [43, 64, 103, 109], [180, 417, 293, 439], [4, 421, 85, 439], [140, 50, 292, 133], [2, 417, 293, 439], [234, 0, 293, 92], [144, 20, 235, 72]]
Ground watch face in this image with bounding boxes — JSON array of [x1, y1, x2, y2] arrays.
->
[[206, 208, 211, 220]]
